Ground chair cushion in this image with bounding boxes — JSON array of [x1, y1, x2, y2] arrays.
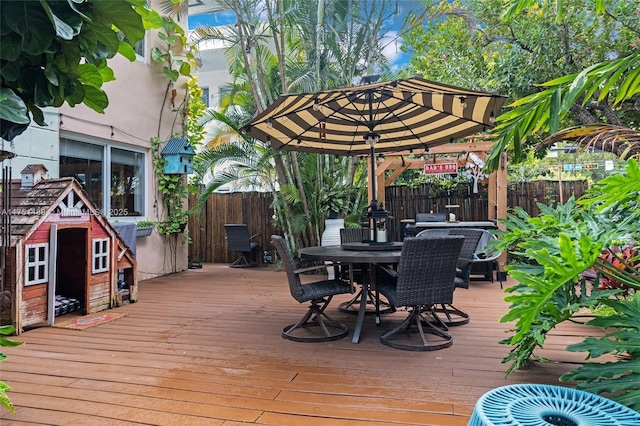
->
[[300, 279, 352, 302]]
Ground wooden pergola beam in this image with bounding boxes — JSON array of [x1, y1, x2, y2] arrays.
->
[[366, 140, 508, 274]]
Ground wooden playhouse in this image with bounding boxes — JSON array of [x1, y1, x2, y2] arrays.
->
[[0, 165, 137, 333]]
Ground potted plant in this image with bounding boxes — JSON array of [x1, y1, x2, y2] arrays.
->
[[321, 185, 353, 219], [136, 220, 155, 238]]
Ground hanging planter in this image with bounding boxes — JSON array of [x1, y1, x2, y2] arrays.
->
[[157, 220, 187, 235], [136, 222, 155, 238]]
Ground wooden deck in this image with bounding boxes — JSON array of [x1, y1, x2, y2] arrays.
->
[[1, 264, 599, 425]]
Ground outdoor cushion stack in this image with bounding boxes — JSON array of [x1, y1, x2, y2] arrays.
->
[[54, 295, 81, 316]]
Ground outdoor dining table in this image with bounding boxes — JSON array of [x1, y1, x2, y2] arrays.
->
[[298, 242, 403, 344]]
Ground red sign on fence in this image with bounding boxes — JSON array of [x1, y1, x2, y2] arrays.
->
[[423, 163, 458, 175]]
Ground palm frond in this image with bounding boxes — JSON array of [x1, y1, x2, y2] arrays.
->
[[487, 53, 640, 170], [538, 125, 640, 160]]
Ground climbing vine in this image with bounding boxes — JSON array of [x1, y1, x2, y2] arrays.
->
[[151, 137, 189, 236], [148, 12, 205, 239]]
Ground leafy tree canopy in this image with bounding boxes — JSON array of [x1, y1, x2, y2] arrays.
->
[[401, 0, 640, 169], [0, 0, 163, 141]]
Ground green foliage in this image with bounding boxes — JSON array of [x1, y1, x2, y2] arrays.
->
[[497, 198, 615, 373], [401, 1, 639, 171], [488, 53, 640, 169], [507, 148, 620, 185], [151, 137, 188, 236], [149, 16, 195, 83], [146, 7, 203, 240], [0, 325, 22, 414], [184, 77, 207, 148], [497, 160, 640, 410], [314, 157, 361, 219], [560, 294, 640, 410], [0, 0, 161, 139], [190, 0, 401, 247], [191, 111, 278, 208], [136, 220, 155, 228]]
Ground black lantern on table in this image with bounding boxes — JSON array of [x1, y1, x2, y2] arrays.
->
[[367, 201, 392, 244]]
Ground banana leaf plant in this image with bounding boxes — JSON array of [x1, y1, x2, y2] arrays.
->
[[494, 159, 640, 410]]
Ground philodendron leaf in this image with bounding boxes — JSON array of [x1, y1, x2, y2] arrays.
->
[[0, 88, 30, 124], [151, 47, 168, 63], [92, 0, 145, 46], [0, 336, 21, 348], [567, 332, 640, 359], [179, 61, 191, 76], [4, 1, 54, 55], [77, 63, 103, 88], [163, 68, 179, 82], [118, 40, 137, 61], [82, 86, 108, 113], [559, 293, 640, 410], [39, 1, 76, 40], [562, 362, 640, 411]]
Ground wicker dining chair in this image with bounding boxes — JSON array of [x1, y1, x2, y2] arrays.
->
[[415, 229, 450, 238], [433, 228, 484, 326], [376, 235, 464, 351], [224, 224, 261, 268], [336, 227, 395, 318], [271, 235, 353, 342]]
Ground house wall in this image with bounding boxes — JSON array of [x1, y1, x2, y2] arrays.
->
[[197, 48, 232, 110], [2, 108, 60, 177], [55, 2, 189, 279]]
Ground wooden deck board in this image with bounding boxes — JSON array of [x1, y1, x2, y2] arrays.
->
[[1, 264, 602, 425]]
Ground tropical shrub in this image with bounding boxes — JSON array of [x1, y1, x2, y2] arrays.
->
[[561, 293, 640, 411], [496, 159, 640, 409]]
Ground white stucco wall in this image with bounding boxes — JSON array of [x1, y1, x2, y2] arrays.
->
[[3, 108, 60, 178]]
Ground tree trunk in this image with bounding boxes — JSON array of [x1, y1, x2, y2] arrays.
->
[[570, 104, 598, 124]]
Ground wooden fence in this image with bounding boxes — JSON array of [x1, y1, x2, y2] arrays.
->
[[188, 192, 278, 264], [188, 180, 588, 263]]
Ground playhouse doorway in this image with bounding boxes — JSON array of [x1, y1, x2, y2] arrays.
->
[[55, 228, 88, 316]]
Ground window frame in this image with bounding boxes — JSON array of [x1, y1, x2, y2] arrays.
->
[[25, 243, 49, 286], [201, 86, 209, 107], [59, 136, 147, 220], [133, 34, 146, 62], [92, 238, 110, 274]]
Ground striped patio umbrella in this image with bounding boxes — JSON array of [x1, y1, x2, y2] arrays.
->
[[242, 76, 507, 204]]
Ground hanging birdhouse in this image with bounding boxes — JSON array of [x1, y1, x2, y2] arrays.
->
[[160, 138, 195, 174]]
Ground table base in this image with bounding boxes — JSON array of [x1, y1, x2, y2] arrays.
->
[[338, 288, 395, 317]]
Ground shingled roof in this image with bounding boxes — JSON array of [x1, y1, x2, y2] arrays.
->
[[160, 138, 195, 155], [3, 177, 105, 247]]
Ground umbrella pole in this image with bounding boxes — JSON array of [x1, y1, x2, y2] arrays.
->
[[368, 143, 380, 243], [370, 144, 377, 208]]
